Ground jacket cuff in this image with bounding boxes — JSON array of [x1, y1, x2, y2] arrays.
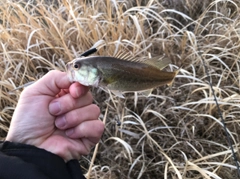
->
[[0, 141, 85, 179]]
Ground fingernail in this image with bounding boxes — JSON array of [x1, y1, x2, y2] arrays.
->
[[65, 128, 74, 136], [49, 101, 61, 115], [55, 116, 66, 128]]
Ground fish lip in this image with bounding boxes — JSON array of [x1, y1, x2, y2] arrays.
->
[[66, 62, 75, 82]]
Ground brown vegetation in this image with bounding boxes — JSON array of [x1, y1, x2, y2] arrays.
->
[[1, 0, 240, 178]]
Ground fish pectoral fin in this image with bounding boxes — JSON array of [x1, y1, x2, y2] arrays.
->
[[140, 89, 153, 97], [143, 56, 171, 70], [111, 90, 125, 98], [106, 81, 125, 98]]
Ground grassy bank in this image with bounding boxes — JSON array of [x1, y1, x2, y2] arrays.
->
[[1, 0, 240, 178]]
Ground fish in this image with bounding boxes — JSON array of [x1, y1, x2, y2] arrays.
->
[[66, 55, 179, 97]]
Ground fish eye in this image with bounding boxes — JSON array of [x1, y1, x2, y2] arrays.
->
[[73, 64, 80, 69]]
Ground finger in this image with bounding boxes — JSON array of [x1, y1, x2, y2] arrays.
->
[[27, 70, 71, 97], [57, 82, 88, 98], [55, 104, 100, 129], [79, 138, 96, 155], [57, 89, 70, 97], [69, 82, 89, 98], [49, 91, 93, 115], [53, 137, 96, 160], [65, 120, 105, 142]]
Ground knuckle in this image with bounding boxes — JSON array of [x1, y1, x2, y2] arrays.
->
[[71, 110, 80, 123]]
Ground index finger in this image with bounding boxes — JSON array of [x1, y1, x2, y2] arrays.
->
[[28, 70, 71, 97]]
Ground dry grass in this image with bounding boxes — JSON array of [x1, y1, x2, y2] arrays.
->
[[1, 0, 240, 178]]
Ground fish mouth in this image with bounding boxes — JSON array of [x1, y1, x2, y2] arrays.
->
[[66, 62, 75, 82]]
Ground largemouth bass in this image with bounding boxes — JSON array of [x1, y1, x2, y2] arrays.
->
[[66, 55, 179, 97]]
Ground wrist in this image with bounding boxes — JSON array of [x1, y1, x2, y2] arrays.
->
[[37, 137, 81, 162]]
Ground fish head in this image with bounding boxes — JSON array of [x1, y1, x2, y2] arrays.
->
[[66, 58, 100, 87]]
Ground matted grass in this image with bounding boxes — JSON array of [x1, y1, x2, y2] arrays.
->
[[1, 0, 240, 178]]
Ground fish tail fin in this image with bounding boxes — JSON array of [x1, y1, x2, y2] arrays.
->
[[167, 66, 182, 87]]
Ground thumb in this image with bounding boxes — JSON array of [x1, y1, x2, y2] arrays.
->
[[29, 70, 71, 97]]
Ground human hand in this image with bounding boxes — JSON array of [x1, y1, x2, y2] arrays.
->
[[6, 70, 104, 161]]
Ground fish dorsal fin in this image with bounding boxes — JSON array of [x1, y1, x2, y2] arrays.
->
[[114, 51, 137, 62], [113, 51, 171, 70], [142, 56, 171, 70]]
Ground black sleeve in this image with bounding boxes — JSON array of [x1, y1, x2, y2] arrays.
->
[[0, 141, 86, 179]]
